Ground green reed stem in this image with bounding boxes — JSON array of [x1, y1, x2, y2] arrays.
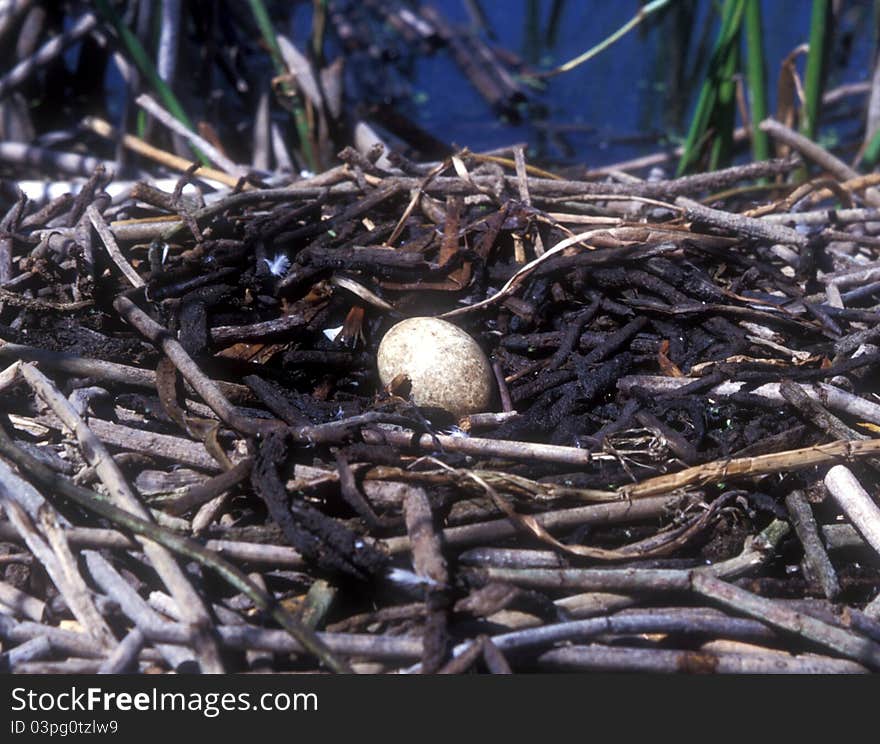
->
[[744, 0, 769, 164], [677, 0, 745, 175], [247, 0, 318, 172], [93, 0, 208, 166], [802, 0, 831, 140]]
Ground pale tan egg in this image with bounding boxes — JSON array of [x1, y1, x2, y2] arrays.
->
[[377, 317, 494, 418]]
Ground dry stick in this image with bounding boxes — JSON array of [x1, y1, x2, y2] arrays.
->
[[473, 519, 789, 593], [403, 485, 450, 673], [0, 616, 105, 659], [382, 494, 684, 555], [1, 636, 53, 670], [453, 565, 880, 670], [620, 437, 880, 499], [0, 142, 115, 178], [784, 490, 841, 600], [824, 465, 880, 610], [82, 116, 241, 189], [487, 614, 764, 660], [0, 427, 351, 673], [779, 381, 869, 442], [824, 262, 880, 292], [538, 644, 867, 674], [362, 426, 601, 469], [675, 196, 808, 247], [0, 520, 307, 568], [779, 380, 880, 475], [0, 191, 26, 283], [0, 496, 115, 651], [0, 495, 683, 573], [0, 580, 44, 622], [84, 418, 224, 472], [97, 628, 145, 674], [19, 363, 224, 672], [690, 572, 880, 669], [0, 12, 97, 99], [759, 117, 860, 182], [0, 360, 20, 392], [113, 296, 283, 436], [35, 506, 118, 647], [822, 523, 866, 551], [86, 206, 145, 288], [135, 93, 246, 178], [134, 622, 423, 661], [759, 206, 880, 224], [0, 341, 252, 401], [83, 551, 197, 671]]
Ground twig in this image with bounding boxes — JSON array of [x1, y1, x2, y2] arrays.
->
[[824, 465, 880, 561], [691, 571, 880, 669], [759, 117, 860, 182], [0, 12, 97, 99], [114, 296, 283, 436], [97, 628, 145, 674], [82, 116, 242, 189], [83, 550, 198, 671], [0, 423, 351, 673], [676, 196, 808, 246], [20, 362, 224, 672], [403, 484, 450, 672], [621, 437, 880, 499], [0, 580, 44, 621], [538, 644, 867, 673], [0, 341, 253, 401], [136, 93, 246, 178], [86, 205, 145, 288], [0, 495, 115, 651], [0, 142, 115, 177], [784, 490, 841, 600], [1, 636, 53, 670]]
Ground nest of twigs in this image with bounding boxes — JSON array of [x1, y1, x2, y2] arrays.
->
[[3, 139, 880, 674]]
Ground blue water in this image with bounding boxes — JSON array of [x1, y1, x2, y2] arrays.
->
[[397, 1, 875, 167]]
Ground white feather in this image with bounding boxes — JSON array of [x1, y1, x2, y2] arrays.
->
[[263, 253, 290, 277], [386, 568, 439, 588]]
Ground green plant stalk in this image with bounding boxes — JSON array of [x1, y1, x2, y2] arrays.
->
[[93, 0, 209, 166], [677, 0, 746, 176], [744, 0, 770, 164], [0, 422, 351, 674], [247, 0, 318, 172], [863, 124, 880, 167], [709, 25, 739, 170], [802, 0, 830, 140]]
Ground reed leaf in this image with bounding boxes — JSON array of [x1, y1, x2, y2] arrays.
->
[[247, 0, 318, 172], [93, 0, 209, 166], [802, 0, 831, 140], [677, 0, 746, 175], [744, 0, 770, 164]]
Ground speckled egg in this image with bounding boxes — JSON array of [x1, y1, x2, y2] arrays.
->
[[377, 317, 494, 418]]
